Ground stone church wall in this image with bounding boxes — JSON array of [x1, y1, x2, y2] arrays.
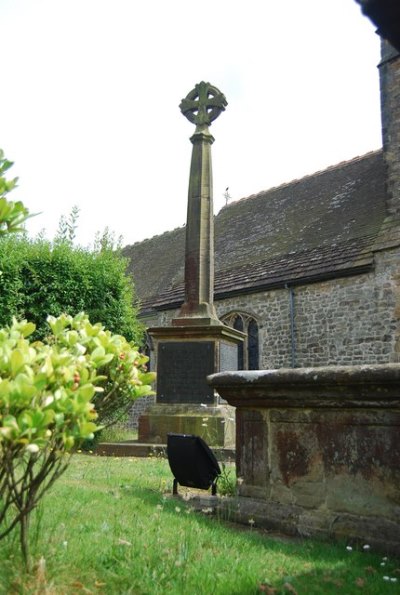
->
[[215, 248, 400, 369], [380, 41, 400, 217]]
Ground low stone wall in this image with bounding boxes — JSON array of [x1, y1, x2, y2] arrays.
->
[[208, 364, 400, 554]]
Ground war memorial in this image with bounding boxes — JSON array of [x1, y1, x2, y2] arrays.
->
[[138, 81, 244, 447]]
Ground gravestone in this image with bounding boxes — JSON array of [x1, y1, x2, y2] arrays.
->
[[138, 82, 244, 447]]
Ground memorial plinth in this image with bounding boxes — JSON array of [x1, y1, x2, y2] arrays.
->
[[138, 82, 244, 447], [138, 324, 243, 446]]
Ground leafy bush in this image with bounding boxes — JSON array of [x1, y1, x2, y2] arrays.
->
[[0, 235, 143, 344], [49, 312, 154, 427], [0, 313, 155, 565]]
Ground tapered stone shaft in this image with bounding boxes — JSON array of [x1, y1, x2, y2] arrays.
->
[[173, 81, 227, 326]]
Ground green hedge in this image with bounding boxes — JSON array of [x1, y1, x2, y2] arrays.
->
[[0, 236, 143, 344]]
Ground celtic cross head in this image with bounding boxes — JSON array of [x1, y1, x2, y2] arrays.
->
[[180, 81, 227, 128]]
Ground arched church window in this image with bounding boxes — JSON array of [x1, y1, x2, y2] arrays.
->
[[221, 312, 259, 370], [247, 319, 259, 370], [233, 315, 244, 369]]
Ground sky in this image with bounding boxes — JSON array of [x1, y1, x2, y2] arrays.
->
[[1, 0, 382, 247]]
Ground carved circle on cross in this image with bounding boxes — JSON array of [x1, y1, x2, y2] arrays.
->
[[180, 81, 227, 127]]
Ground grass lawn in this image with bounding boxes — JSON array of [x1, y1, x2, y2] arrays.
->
[[1, 455, 399, 594]]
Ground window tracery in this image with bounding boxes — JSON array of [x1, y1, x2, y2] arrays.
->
[[221, 312, 259, 370]]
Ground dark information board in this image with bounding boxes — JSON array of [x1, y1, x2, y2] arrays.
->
[[157, 341, 215, 404]]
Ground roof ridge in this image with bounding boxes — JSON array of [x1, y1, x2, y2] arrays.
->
[[221, 149, 383, 209], [123, 224, 185, 249]]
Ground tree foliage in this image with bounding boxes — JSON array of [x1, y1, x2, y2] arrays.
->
[[0, 157, 142, 346], [0, 235, 143, 344]]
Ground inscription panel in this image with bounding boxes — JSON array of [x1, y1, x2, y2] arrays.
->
[[220, 341, 238, 372], [157, 341, 215, 404]]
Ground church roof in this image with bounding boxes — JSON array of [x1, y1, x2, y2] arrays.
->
[[123, 150, 387, 313]]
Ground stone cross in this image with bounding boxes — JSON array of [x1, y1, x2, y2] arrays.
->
[[173, 81, 227, 326], [180, 81, 227, 130]]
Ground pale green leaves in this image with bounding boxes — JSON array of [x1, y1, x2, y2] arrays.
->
[[10, 349, 25, 375], [0, 150, 34, 235], [0, 312, 155, 455], [0, 315, 97, 454], [90, 346, 114, 368], [45, 312, 156, 426], [0, 198, 31, 236]]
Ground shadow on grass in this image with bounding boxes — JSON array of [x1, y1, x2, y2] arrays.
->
[[137, 488, 400, 594]]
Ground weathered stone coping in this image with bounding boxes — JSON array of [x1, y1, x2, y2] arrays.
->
[[95, 442, 235, 461], [208, 364, 400, 407], [148, 324, 244, 341]]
